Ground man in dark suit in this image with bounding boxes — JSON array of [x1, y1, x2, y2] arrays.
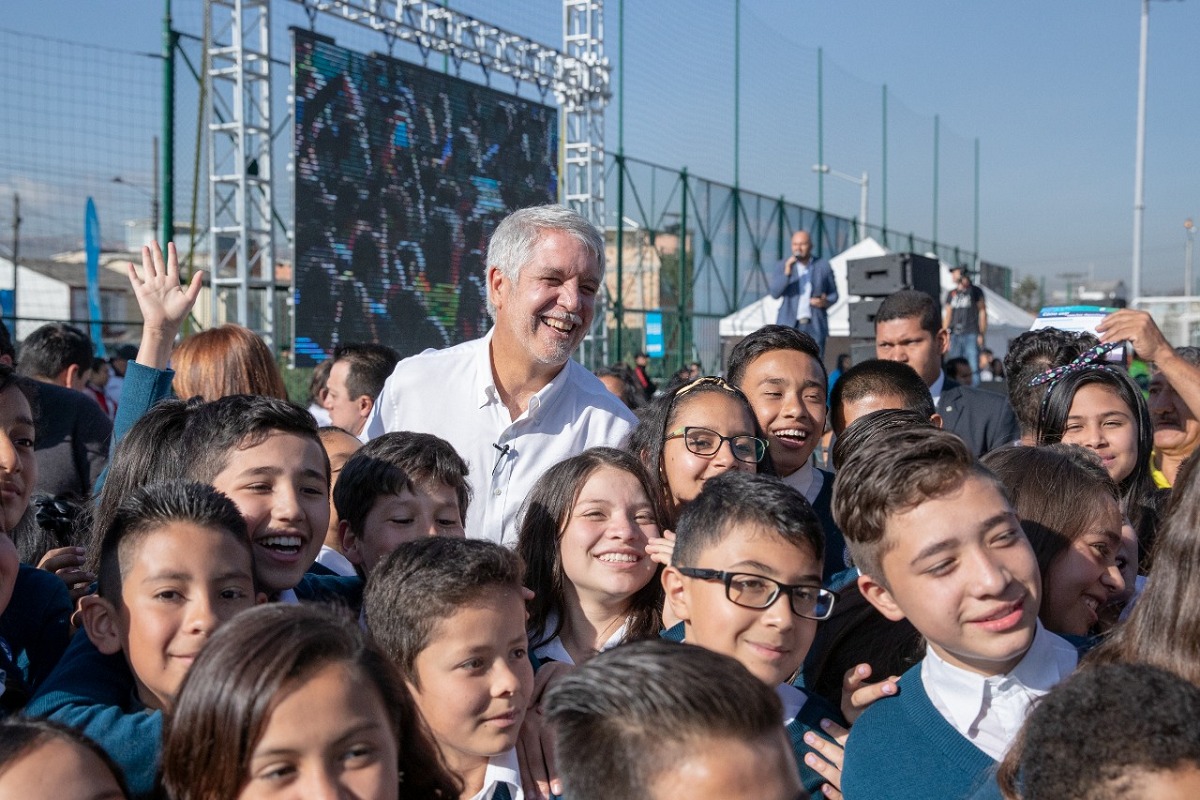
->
[[874, 290, 1018, 457], [768, 230, 839, 360]]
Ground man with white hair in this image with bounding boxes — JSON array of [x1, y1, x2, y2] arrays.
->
[[366, 204, 636, 544]]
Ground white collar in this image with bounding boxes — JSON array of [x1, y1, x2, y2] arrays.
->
[[313, 545, 357, 578], [775, 682, 810, 728], [922, 622, 1077, 758], [480, 329, 571, 420], [930, 370, 946, 407], [780, 461, 821, 504], [532, 610, 629, 666], [467, 748, 523, 800], [277, 588, 299, 605]]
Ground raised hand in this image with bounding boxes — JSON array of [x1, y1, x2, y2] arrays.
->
[[126, 242, 203, 369]]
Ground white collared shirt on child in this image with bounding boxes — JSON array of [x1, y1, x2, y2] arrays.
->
[[468, 748, 523, 800], [922, 621, 1077, 760]]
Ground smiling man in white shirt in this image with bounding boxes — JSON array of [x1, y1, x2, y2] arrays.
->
[[366, 205, 636, 544]]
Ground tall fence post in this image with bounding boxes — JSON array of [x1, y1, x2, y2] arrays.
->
[[777, 195, 786, 259], [679, 167, 689, 369], [615, 153, 625, 361], [161, 0, 175, 248]]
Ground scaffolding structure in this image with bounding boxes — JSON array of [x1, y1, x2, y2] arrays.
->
[[203, 0, 610, 349], [206, 0, 277, 347]]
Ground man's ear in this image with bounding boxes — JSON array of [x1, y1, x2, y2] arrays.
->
[[930, 412, 944, 429], [935, 329, 950, 357], [356, 394, 374, 420], [486, 265, 508, 312], [661, 567, 693, 625], [857, 573, 907, 623], [78, 595, 125, 655], [340, 519, 363, 566]]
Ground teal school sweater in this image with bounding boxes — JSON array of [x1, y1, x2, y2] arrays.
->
[[842, 662, 997, 800]]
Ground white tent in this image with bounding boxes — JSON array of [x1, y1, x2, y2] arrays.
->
[[719, 239, 1034, 359]]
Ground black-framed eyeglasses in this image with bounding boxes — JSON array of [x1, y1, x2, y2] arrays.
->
[[664, 426, 767, 464], [676, 567, 837, 621]]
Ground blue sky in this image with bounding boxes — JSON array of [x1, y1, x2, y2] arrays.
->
[[3, 0, 1197, 295]]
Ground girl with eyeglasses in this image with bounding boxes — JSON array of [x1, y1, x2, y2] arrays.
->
[[625, 376, 773, 528]]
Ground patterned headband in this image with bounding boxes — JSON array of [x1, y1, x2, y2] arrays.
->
[[1027, 341, 1123, 388]]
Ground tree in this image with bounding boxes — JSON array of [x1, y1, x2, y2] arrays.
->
[[1012, 276, 1041, 313]]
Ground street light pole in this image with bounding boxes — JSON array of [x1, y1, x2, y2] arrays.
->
[[1132, 0, 1149, 306], [812, 164, 868, 242]]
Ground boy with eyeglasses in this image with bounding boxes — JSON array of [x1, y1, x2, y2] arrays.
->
[[662, 470, 846, 799]]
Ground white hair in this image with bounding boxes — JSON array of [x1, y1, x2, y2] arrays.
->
[[484, 204, 605, 319]]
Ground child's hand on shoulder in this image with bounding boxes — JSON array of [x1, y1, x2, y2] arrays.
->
[[840, 662, 899, 724], [804, 717, 849, 799]]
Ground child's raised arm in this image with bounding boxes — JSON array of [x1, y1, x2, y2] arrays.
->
[[127, 242, 203, 371]]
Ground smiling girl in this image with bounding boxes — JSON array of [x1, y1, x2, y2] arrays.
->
[[1034, 361, 1159, 566], [625, 376, 771, 528], [161, 603, 457, 800], [518, 448, 668, 667], [983, 445, 1125, 639]]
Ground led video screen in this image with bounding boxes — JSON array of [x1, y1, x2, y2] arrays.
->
[[292, 28, 559, 366]]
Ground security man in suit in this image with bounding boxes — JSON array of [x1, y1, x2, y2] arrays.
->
[[873, 289, 1019, 457], [768, 231, 839, 360]]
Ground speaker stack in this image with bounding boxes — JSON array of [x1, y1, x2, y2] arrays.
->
[[845, 253, 942, 365]]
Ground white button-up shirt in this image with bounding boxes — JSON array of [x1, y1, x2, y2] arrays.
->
[[467, 748, 523, 800], [365, 331, 636, 544], [780, 460, 822, 505], [922, 622, 1078, 760]]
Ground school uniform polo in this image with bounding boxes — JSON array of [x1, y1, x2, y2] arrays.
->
[[467, 748, 523, 800]]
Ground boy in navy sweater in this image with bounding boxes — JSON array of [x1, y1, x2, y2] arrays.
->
[[34, 482, 263, 797], [661, 471, 845, 798], [726, 326, 848, 584], [365, 537, 532, 800], [334, 431, 470, 577], [836, 428, 1077, 800], [546, 638, 804, 800], [28, 396, 353, 798]]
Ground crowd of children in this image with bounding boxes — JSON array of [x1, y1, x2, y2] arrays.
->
[[4, 233, 1200, 800]]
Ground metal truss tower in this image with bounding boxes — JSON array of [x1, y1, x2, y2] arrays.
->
[[205, 0, 608, 350], [561, 0, 606, 229], [206, 0, 277, 347]]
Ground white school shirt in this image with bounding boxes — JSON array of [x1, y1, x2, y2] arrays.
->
[[364, 331, 636, 545], [921, 622, 1077, 760], [532, 611, 628, 666], [780, 460, 822, 505], [775, 682, 811, 728], [313, 545, 357, 577], [467, 748, 523, 800]]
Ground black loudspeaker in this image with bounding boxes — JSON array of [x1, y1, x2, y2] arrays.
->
[[847, 253, 941, 301], [849, 339, 876, 367], [848, 297, 884, 339]]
